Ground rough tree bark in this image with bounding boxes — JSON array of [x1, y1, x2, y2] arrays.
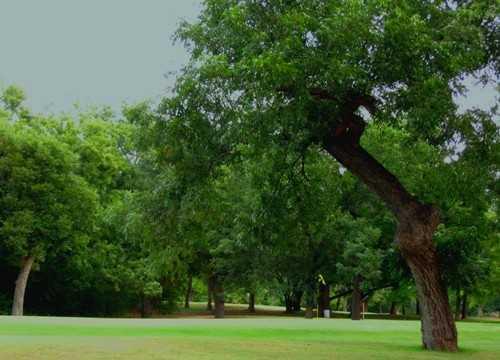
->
[[351, 276, 362, 321], [184, 274, 193, 309], [213, 277, 225, 319], [248, 292, 256, 313], [320, 92, 457, 351], [12, 256, 35, 316], [318, 284, 330, 317]]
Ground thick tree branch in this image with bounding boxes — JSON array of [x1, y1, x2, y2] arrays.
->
[[329, 289, 353, 301]]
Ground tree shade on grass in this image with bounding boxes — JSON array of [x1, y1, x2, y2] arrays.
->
[[0, 316, 498, 360]]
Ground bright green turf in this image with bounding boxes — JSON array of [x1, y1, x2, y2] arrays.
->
[[0, 316, 499, 359]]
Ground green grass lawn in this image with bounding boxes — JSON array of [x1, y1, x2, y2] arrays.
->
[[0, 316, 499, 360]]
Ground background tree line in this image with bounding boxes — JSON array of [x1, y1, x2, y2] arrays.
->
[[0, 84, 497, 323]]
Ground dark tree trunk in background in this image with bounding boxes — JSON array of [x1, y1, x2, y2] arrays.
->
[[292, 290, 303, 312], [323, 105, 458, 350], [351, 276, 362, 321], [318, 284, 330, 317], [12, 256, 35, 316], [207, 277, 214, 311], [336, 297, 341, 311], [461, 292, 468, 320], [141, 297, 153, 318], [416, 299, 420, 315], [390, 302, 397, 317], [184, 274, 193, 309], [305, 306, 314, 319], [248, 292, 256, 313], [284, 294, 293, 313], [213, 277, 225, 319]]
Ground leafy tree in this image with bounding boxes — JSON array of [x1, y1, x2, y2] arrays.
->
[[335, 216, 382, 320], [167, 0, 499, 350], [0, 109, 97, 316]]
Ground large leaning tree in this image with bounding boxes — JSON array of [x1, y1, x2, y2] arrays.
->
[[164, 0, 498, 351]]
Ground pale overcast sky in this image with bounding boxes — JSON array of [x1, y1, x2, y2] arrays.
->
[[0, 0, 497, 115]]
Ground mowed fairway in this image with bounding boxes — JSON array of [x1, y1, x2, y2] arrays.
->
[[0, 316, 499, 360]]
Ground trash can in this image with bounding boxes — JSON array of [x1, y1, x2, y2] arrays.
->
[[323, 309, 331, 318]]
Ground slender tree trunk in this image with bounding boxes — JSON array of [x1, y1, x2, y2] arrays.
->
[[461, 292, 468, 320], [351, 276, 362, 321], [336, 297, 341, 311], [318, 284, 330, 317], [305, 306, 314, 319], [184, 274, 193, 309], [324, 123, 458, 351], [213, 277, 224, 319], [248, 292, 256, 313], [416, 299, 420, 315], [292, 290, 303, 312], [142, 297, 153, 318], [207, 277, 214, 311], [390, 302, 397, 317], [140, 295, 145, 318], [284, 294, 293, 313], [11, 256, 35, 316]]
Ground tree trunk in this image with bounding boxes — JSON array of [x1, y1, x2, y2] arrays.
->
[[184, 274, 193, 309], [292, 290, 303, 312], [351, 276, 362, 321], [248, 292, 256, 313], [213, 277, 224, 319], [284, 294, 293, 313], [207, 277, 214, 311], [416, 299, 420, 315], [390, 302, 397, 317], [324, 120, 458, 351], [142, 297, 153, 318], [402, 240, 457, 351], [11, 256, 35, 316], [305, 306, 314, 319], [455, 288, 461, 321], [461, 292, 468, 320], [477, 305, 483, 317], [318, 284, 330, 317]]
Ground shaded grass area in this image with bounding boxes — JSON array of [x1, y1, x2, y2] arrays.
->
[[0, 316, 499, 359]]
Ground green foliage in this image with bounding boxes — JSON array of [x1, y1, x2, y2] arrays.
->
[[0, 116, 98, 265]]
